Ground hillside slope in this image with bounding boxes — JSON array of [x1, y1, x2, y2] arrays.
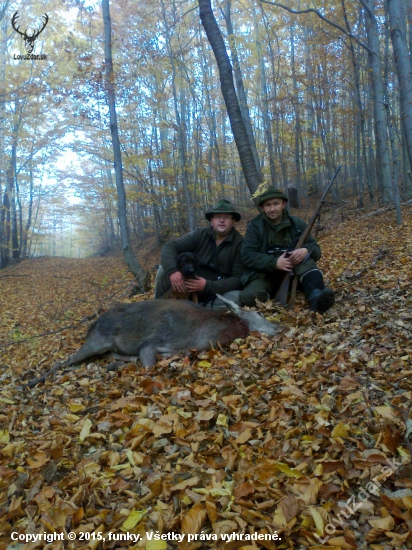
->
[[0, 204, 411, 549]]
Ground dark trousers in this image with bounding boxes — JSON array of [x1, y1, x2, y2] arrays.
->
[[240, 258, 322, 307], [239, 273, 284, 306], [154, 266, 241, 309]]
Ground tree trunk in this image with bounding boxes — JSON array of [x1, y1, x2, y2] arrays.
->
[[303, 26, 318, 197], [260, 12, 288, 199], [221, 0, 262, 181], [102, 0, 148, 290], [255, 15, 277, 188], [28, 188, 42, 257], [207, 73, 225, 195], [160, 0, 194, 231], [0, 19, 6, 230], [401, 118, 412, 199], [290, 25, 302, 207], [22, 164, 34, 258], [385, 103, 402, 224], [0, 10, 10, 235], [387, 0, 412, 198], [198, 0, 262, 196], [341, 2, 372, 204], [314, 62, 339, 202], [1, 105, 20, 268], [362, 0, 393, 202], [199, 40, 226, 198], [11, 140, 20, 260], [409, 0, 412, 61]]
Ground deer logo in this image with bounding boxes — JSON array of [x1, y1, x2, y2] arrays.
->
[[11, 11, 49, 54]]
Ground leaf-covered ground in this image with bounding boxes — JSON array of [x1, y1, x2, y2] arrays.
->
[[0, 205, 412, 550]]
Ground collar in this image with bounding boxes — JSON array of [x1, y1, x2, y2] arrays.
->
[[263, 211, 291, 231], [208, 225, 235, 242]]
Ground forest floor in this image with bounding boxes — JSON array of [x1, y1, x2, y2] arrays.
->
[[0, 202, 412, 550]]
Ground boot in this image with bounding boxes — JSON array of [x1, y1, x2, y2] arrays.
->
[[300, 270, 335, 314]]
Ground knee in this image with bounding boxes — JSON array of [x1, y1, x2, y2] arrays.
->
[[240, 289, 270, 307]]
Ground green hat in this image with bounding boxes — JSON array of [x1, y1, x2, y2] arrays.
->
[[205, 199, 241, 221], [256, 187, 288, 206]]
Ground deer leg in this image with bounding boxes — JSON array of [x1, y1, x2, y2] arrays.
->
[[139, 345, 158, 367], [67, 341, 112, 366]]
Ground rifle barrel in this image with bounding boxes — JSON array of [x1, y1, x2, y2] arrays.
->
[[275, 163, 342, 305], [320, 164, 342, 202]]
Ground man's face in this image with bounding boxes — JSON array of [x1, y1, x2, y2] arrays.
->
[[210, 214, 236, 238], [262, 198, 287, 224]]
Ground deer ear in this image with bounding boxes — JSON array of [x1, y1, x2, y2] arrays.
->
[[216, 294, 241, 313]]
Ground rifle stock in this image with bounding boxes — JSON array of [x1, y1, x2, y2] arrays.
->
[[276, 271, 293, 304], [275, 164, 342, 305]]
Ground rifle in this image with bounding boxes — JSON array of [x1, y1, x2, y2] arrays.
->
[[275, 164, 342, 306]]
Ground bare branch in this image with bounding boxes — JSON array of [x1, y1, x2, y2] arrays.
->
[[258, 0, 371, 53], [0, 0, 11, 22], [180, 5, 198, 20]]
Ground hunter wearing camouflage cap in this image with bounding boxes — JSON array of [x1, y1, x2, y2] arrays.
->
[[256, 188, 289, 205], [240, 187, 335, 314]]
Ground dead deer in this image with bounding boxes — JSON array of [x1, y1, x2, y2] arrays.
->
[[27, 295, 279, 387]]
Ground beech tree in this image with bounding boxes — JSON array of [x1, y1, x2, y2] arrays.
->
[[221, 0, 262, 183], [198, 0, 262, 196], [388, 0, 412, 198], [360, 0, 393, 202], [102, 0, 148, 290]]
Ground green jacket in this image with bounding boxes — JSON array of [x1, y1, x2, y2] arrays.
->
[[241, 212, 321, 285], [161, 226, 244, 300]]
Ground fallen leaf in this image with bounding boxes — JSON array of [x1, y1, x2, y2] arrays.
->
[[79, 418, 93, 442], [120, 509, 147, 531]]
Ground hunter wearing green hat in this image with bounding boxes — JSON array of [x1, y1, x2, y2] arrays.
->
[[154, 199, 243, 309], [204, 199, 242, 221], [240, 187, 335, 313]]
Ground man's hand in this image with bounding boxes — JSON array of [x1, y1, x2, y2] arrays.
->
[[185, 276, 207, 293], [288, 247, 307, 266], [276, 252, 293, 272], [169, 271, 187, 293], [277, 248, 307, 271]]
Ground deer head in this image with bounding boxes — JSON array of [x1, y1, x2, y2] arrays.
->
[[11, 11, 49, 54]]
